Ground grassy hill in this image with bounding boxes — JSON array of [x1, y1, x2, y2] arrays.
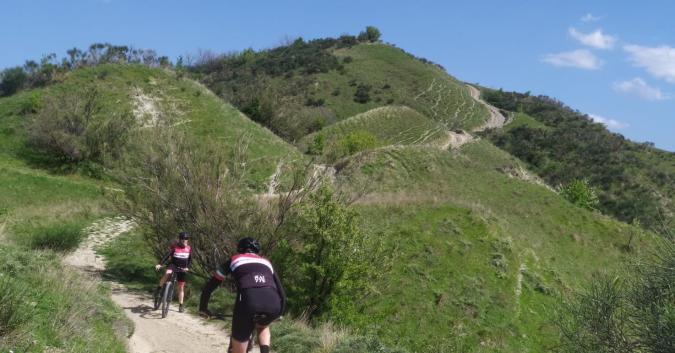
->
[[478, 88, 675, 235], [2, 37, 671, 353], [331, 141, 650, 352], [193, 39, 488, 141], [299, 105, 450, 160]]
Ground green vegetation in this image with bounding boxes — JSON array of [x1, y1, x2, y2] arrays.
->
[[479, 88, 674, 235], [274, 185, 389, 321], [559, 179, 600, 211], [557, 238, 674, 353], [0, 245, 130, 352], [0, 42, 170, 97], [193, 30, 488, 141], [301, 106, 448, 160], [331, 141, 650, 352]]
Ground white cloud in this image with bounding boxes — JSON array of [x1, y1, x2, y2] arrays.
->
[[613, 78, 669, 101], [581, 13, 603, 22], [542, 49, 602, 70], [624, 45, 675, 83], [589, 114, 629, 129], [569, 28, 617, 49]]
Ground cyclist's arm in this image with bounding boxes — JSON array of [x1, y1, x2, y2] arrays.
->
[[273, 272, 286, 315], [199, 260, 231, 312]]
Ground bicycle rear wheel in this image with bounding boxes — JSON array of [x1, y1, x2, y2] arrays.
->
[[161, 282, 173, 318]]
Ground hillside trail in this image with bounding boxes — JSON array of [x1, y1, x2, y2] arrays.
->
[[431, 84, 507, 150], [466, 84, 507, 132], [65, 217, 251, 353]]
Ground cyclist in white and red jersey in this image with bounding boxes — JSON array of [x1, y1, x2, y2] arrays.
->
[[200, 237, 285, 353], [154, 231, 192, 313]]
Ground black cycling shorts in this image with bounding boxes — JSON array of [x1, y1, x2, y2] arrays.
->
[[166, 265, 187, 283], [231, 287, 282, 342]]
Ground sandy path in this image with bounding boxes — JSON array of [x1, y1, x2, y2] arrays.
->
[[466, 84, 507, 132], [65, 217, 247, 353]]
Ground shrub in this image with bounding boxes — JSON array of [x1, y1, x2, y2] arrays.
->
[[357, 26, 382, 43], [308, 134, 325, 155], [340, 130, 379, 155], [353, 84, 371, 104], [274, 184, 389, 321], [0, 275, 34, 337], [26, 84, 135, 167], [556, 238, 675, 353], [559, 179, 599, 210], [0, 67, 28, 96], [13, 220, 86, 252], [114, 130, 310, 275]]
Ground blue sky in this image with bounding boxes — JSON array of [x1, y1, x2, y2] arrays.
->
[[2, 0, 673, 151]]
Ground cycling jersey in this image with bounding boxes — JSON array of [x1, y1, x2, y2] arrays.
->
[[199, 252, 286, 338], [214, 253, 277, 290], [159, 243, 192, 269]]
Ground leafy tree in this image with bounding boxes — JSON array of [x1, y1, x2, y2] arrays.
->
[[274, 184, 389, 321], [358, 26, 382, 42], [0, 67, 27, 96]]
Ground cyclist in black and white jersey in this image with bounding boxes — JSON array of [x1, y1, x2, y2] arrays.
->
[[199, 237, 285, 353]]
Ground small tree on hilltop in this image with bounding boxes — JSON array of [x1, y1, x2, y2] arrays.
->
[[358, 26, 382, 43]]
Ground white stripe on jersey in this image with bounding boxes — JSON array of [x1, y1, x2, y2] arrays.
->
[[230, 257, 274, 273], [173, 253, 190, 258]]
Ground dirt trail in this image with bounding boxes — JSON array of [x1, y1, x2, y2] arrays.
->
[[65, 217, 246, 353], [466, 84, 507, 132]]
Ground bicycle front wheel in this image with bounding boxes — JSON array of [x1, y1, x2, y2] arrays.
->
[[161, 282, 173, 318]]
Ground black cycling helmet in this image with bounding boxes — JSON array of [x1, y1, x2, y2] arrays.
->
[[237, 237, 261, 254], [178, 231, 190, 240]]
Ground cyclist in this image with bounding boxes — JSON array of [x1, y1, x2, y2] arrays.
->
[[154, 231, 192, 313], [199, 237, 285, 353]]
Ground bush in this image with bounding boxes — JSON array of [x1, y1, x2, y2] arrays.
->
[[14, 220, 86, 252], [274, 185, 389, 321], [357, 26, 382, 43], [559, 179, 599, 210], [0, 67, 28, 96], [339, 130, 379, 156], [26, 84, 135, 167], [353, 84, 371, 104], [556, 238, 675, 353], [114, 130, 309, 275], [0, 275, 34, 337]]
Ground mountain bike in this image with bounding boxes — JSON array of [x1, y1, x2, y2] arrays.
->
[[153, 266, 187, 318]]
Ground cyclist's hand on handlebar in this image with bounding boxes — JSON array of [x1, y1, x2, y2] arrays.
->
[[155, 264, 162, 271]]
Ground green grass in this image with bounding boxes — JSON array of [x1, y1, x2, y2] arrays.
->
[[300, 105, 448, 154], [0, 64, 304, 190], [334, 141, 652, 352], [503, 112, 549, 131], [0, 245, 130, 352], [316, 44, 488, 129]]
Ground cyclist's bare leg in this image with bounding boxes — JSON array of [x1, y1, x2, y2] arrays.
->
[[230, 338, 248, 353], [177, 282, 185, 304], [158, 272, 170, 287], [256, 324, 271, 346]]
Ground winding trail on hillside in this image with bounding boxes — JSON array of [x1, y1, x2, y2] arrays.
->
[[65, 217, 250, 353], [466, 84, 507, 132]]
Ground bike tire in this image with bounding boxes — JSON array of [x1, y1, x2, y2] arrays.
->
[[161, 282, 173, 318], [153, 287, 161, 310]]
